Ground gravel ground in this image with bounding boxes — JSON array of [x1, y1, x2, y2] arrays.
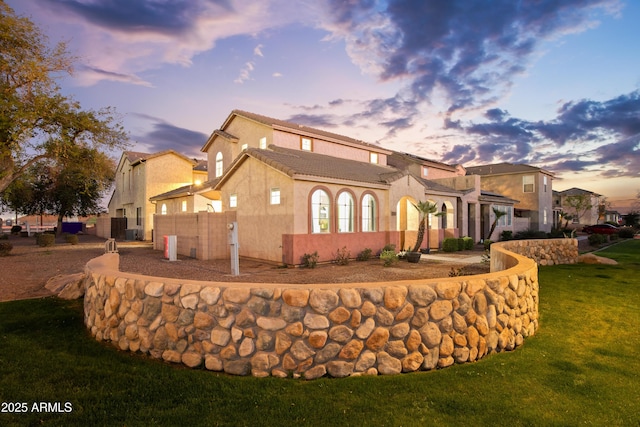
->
[[0, 233, 489, 302]]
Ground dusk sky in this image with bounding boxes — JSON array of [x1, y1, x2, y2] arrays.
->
[[6, 0, 640, 211]]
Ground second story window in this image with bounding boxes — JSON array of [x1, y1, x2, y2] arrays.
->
[[523, 175, 534, 193], [229, 193, 237, 208], [423, 166, 429, 177], [301, 137, 312, 151], [215, 152, 223, 177], [543, 176, 548, 192], [270, 188, 280, 205], [369, 152, 378, 164], [259, 137, 267, 149]]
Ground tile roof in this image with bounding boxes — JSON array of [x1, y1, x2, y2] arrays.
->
[[221, 145, 405, 187], [466, 162, 554, 176]]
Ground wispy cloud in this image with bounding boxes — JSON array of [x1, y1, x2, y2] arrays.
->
[[131, 114, 208, 158]]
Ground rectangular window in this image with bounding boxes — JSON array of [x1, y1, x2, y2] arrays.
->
[[136, 207, 141, 226], [495, 206, 512, 227], [301, 137, 312, 151], [523, 175, 535, 193], [241, 143, 248, 151], [543, 209, 548, 225], [543, 176, 548, 192], [229, 194, 237, 208], [422, 166, 429, 177], [270, 188, 280, 205], [181, 200, 187, 212], [259, 137, 267, 149], [369, 152, 378, 164]]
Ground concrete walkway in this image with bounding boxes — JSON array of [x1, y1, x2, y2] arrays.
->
[[420, 253, 485, 264]]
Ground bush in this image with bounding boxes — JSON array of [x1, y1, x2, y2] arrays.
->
[[618, 227, 635, 238], [10, 225, 21, 235], [36, 233, 55, 247], [442, 238, 459, 252], [301, 251, 319, 268], [588, 233, 607, 246], [0, 233, 8, 240], [356, 248, 373, 261], [333, 246, 350, 265], [500, 230, 513, 241], [463, 236, 474, 250], [0, 241, 13, 256], [379, 250, 398, 267], [65, 234, 79, 245], [483, 240, 493, 251], [514, 229, 548, 240], [457, 238, 465, 251], [381, 243, 396, 253]]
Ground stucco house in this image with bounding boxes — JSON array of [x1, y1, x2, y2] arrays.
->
[[107, 150, 207, 240], [553, 187, 603, 228], [465, 163, 555, 233], [150, 110, 519, 265]]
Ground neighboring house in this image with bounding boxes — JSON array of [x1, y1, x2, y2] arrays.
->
[[465, 163, 555, 233], [150, 110, 518, 264], [107, 150, 207, 240], [604, 210, 622, 225], [553, 188, 603, 228]]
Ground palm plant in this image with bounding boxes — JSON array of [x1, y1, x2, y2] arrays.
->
[[487, 206, 507, 241], [411, 201, 438, 253]]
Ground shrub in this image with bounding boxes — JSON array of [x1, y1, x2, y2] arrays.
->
[[618, 227, 635, 238], [379, 250, 398, 267], [381, 243, 396, 253], [65, 234, 79, 245], [588, 233, 607, 246], [500, 230, 513, 241], [0, 233, 8, 240], [0, 241, 12, 256], [356, 248, 373, 261], [463, 236, 474, 250], [483, 240, 493, 251], [36, 233, 55, 247], [514, 229, 547, 240], [333, 246, 350, 265], [10, 225, 21, 235], [442, 237, 459, 252], [301, 252, 318, 268], [457, 238, 465, 251]]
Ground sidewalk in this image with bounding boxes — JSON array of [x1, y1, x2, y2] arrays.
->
[[420, 252, 485, 264]]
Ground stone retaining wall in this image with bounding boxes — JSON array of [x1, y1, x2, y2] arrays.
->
[[492, 238, 578, 267], [83, 243, 540, 379]]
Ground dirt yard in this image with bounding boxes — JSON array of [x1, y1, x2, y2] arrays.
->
[[0, 233, 489, 302]]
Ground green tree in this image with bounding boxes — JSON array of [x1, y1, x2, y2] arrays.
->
[[0, 1, 127, 193], [6, 146, 115, 233], [411, 201, 438, 253], [487, 206, 507, 241], [562, 194, 593, 224]]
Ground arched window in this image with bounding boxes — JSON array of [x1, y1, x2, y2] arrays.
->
[[337, 191, 354, 233], [311, 189, 330, 233], [215, 152, 223, 177], [441, 203, 447, 229], [362, 194, 376, 232]]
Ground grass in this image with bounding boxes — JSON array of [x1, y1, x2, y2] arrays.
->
[[1, 240, 639, 426]]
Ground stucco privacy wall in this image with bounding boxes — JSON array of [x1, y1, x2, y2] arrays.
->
[[84, 241, 542, 379]]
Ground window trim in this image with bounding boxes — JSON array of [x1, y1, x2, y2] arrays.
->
[[301, 137, 313, 151], [310, 187, 331, 234], [361, 192, 378, 232], [215, 152, 223, 177], [523, 175, 535, 193]]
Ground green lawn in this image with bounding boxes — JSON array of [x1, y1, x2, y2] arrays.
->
[[1, 240, 639, 426]]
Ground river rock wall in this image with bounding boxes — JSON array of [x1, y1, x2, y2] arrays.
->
[[84, 244, 539, 379]]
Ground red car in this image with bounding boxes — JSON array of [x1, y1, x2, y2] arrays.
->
[[582, 224, 619, 234]]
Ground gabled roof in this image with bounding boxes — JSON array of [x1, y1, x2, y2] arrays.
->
[[202, 109, 392, 154], [214, 145, 404, 189], [465, 162, 554, 177], [554, 187, 601, 197], [388, 150, 459, 173], [118, 150, 206, 170]]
